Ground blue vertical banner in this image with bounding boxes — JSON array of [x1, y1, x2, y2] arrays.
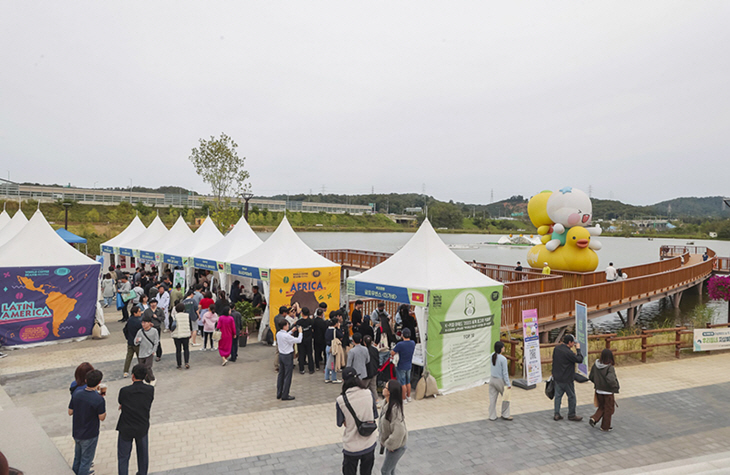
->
[[575, 300, 588, 377]]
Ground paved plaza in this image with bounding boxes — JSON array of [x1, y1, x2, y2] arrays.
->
[[1, 308, 730, 474]]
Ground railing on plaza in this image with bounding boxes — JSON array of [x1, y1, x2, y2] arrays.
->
[[501, 325, 697, 376]]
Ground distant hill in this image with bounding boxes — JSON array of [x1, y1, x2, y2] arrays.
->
[[650, 196, 730, 218]]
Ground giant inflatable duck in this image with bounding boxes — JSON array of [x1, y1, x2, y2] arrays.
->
[[527, 226, 599, 272], [526, 187, 602, 272]]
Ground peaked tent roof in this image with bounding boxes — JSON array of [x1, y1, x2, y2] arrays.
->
[[0, 210, 29, 248], [162, 216, 224, 261], [196, 215, 263, 265], [101, 216, 147, 250], [0, 210, 10, 230], [118, 215, 168, 253], [230, 216, 337, 270], [349, 219, 501, 291], [0, 210, 98, 267], [142, 215, 193, 255], [56, 228, 87, 244]]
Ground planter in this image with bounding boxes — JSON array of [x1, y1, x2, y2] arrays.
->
[[239, 333, 248, 347]]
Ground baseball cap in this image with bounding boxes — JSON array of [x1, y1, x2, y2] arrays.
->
[[341, 366, 357, 381]]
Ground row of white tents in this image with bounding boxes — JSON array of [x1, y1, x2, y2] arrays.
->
[[1, 207, 504, 393]]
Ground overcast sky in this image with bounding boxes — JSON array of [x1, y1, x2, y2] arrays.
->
[[1, 1, 728, 206]]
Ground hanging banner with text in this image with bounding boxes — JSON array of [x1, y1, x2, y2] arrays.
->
[[426, 286, 502, 393], [575, 300, 589, 377], [173, 269, 186, 291], [522, 309, 543, 386], [693, 328, 730, 352], [0, 264, 100, 347], [268, 266, 340, 341]]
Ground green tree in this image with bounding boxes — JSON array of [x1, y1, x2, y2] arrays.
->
[[189, 133, 251, 211], [426, 202, 463, 229], [86, 208, 100, 222]]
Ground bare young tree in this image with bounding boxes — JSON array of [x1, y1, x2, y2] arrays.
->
[[189, 133, 250, 211]]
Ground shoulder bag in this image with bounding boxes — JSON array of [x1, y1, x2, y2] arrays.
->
[[342, 391, 377, 437], [545, 376, 555, 400]]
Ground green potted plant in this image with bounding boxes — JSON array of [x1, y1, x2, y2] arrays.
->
[[234, 301, 256, 347]]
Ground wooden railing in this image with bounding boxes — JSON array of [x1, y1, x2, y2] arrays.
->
[[501, 257, 714, 330], [551, 254, 684, 288], [716, 257, 730, 273], [501, 326, 694, 376]]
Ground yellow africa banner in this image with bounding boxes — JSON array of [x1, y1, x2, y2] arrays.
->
[[268, 266, 341, 337]]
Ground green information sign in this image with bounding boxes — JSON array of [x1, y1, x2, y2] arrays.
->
[[426, 286, 502, 393]]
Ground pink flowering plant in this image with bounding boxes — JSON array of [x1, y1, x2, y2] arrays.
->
[[707, 275, 730, 322]]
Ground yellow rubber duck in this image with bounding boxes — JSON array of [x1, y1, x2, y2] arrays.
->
[[527, 226, 599, 272], [527, 191, 553, 245]]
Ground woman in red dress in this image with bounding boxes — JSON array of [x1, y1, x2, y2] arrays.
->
[[216, 305, 237, 366]]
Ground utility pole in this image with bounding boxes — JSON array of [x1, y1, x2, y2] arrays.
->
[[490, 189, 494, 203]]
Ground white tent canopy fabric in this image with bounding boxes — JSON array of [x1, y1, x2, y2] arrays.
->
[[349, 219, 501, 291], [142, 215, 193, 259], [162, 216, 223, 266], [0, 209, 29, 248], [118, 215, 168, 257], [101, 216, 147, 252], [0, 209, 11, 230], [194, 215, 263, 294], [230, 216, 340, 341], [0, 210, 98, 267], [230, 216, 336, 271]]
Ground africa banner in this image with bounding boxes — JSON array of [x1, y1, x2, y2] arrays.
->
[[268, 266, 340, 339], [0, 265, 99, 346], [426, 286, 502, 393]]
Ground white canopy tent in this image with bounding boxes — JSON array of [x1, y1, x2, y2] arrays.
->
[[230, 216, 340, 341], [0, 209, 10, 230], [161, 216, 224, 287], [348, 219, 504, 394], [194, 215, 263, 295], [0, 209, 29, 248], [0, 210, 105, 346], [100, 215, 147, 271], [117, 215, 168, 264]]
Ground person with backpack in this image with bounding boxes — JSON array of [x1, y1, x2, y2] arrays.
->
[[379, 379, 408, 475], [589, 349, 620, 432], [336, 367, 378, 475], [122, 306, 144, 378]]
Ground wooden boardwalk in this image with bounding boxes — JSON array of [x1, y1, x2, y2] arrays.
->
[[318, 245, 719, 333]]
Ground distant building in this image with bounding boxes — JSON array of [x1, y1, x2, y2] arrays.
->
[[404, 207, 423, 214], [0, 179, 373, 215]]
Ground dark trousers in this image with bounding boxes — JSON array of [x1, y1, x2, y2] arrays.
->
[[174, 337, 190, 366], [554, 381, 577, 417], [277, 352, 294, 399], [298, 339, 314, 373], [117, 434, 149, 475], [121, 302, 129, 321], [342, 448, 375, 475], [591, 392, 616, 430], [138, 356, 155, 382], [314, 342, 325, 369], [230, 335, 239, 362]]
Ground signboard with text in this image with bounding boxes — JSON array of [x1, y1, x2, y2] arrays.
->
[[693, 328, 730, 352], [575, 301, 589, 377], [522, 309, 543, 386]]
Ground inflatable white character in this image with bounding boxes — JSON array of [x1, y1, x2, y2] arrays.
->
[[545, 187, 602, 252]]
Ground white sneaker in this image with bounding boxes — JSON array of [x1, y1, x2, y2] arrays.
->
[[403, 398, 408, 404], [407, 396, 412, 402], [332, 379, 342, 384], [191, 343, 201, 347], [150, 380, 157, 387]]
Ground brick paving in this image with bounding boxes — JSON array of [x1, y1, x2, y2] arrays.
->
[[2, 308, 730, 474]]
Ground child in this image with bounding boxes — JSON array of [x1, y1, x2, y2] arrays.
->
[[201, 309, 219, 351]]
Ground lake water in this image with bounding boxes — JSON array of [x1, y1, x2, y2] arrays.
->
[[256, 231, 730, 331]]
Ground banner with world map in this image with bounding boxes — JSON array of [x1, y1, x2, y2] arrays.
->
[[0, 264, 100, 347]]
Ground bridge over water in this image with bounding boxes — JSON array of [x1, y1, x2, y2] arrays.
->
[[318, 246, 729, 338]]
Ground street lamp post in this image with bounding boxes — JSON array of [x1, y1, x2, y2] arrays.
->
[[62, 202, 72, 230], [242, 192, 254, 222]]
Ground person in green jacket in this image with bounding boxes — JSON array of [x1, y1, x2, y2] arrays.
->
[[589, 349, 620, 432]]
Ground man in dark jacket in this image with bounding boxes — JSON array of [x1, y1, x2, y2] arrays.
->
[[230, 307, 243, 362], [363, 335, 380, 401], [117, 364, 154, 475], [296, 307, 315, 374], [312, 308, 328, 371], [122, 306, 144, 378], [551, 334, 583, 421], [143, 299, 165, 360]]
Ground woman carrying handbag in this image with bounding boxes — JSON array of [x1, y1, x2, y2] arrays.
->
[[379, 379, 408, 475]]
